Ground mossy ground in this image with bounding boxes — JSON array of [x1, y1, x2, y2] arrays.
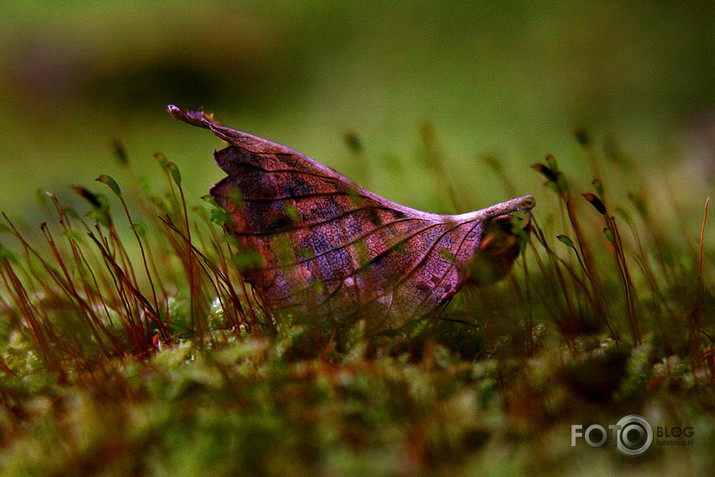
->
[[1, 129, 712, 476]]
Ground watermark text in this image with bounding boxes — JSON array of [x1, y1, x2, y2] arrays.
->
[[571, 415, 694, 456]]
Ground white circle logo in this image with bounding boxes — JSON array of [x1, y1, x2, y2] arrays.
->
[[615, 415, 653, 456]]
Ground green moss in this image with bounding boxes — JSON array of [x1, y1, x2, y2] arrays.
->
[[0, 125, 712, 476]]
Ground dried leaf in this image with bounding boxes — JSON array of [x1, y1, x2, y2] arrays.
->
[[169, 105, 535, 332]]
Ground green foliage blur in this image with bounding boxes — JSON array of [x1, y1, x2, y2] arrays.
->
[[1, 1, 712, 218]]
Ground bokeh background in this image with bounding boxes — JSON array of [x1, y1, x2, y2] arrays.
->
[[1, 1, 712, 221]]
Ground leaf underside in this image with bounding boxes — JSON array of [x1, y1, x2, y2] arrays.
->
[[169, 105, 534, 332]]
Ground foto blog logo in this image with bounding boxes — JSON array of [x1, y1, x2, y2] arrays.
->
[[571, 415, 654, 456], [571, 414, 695, 456]]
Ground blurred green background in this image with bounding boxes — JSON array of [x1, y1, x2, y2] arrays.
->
[[1, 0, 712, 218]]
